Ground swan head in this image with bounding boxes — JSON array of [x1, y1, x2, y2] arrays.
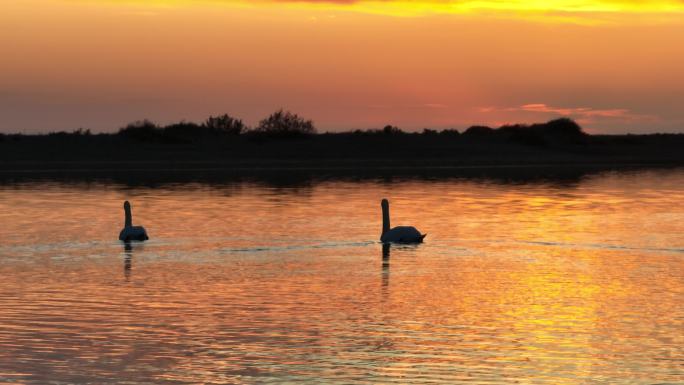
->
[[381, 198, 389, 208], [124, 201, 131, 210]]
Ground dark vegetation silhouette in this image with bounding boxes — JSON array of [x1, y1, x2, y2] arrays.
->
[[252, 109, 316, 139], [1, 110, 683, 171], [116, 110, 314, 142], [204, 114, 245, 136], [118, 115, 245, 144]]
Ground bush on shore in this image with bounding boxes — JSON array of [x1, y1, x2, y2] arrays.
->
[[462, 118, 587, 146], [205, 114, 244, 136], [250, 109, 316, 139]]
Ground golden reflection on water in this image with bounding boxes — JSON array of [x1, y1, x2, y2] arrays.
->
[[0, 170, 682, 384]]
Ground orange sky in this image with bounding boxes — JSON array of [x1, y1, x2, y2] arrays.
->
[[1, 0, 683, 133]]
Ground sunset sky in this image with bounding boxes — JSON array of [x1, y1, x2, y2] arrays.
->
[[1, 0, 683, 133]]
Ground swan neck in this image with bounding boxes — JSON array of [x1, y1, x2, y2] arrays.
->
[[382, 202, 390, 235], [124, 204, 132, 228]]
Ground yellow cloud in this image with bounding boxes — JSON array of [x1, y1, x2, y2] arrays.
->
[[303, 0, 684, 15], [70, 0, 684, 23]]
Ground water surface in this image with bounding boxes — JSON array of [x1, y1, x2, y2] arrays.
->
[[0, 169, 682, 384]]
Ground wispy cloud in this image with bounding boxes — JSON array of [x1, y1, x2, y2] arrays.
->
[[519, 103, 631, 118], [264, 0, 684, 24], [480, 103, 660, 126], [95, 1, 684, 23]]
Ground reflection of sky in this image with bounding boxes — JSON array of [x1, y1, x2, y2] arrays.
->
[[1, 0, 683, 134], [0, 170, 682, 383]]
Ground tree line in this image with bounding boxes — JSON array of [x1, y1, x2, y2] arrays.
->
[[118, 109, 315, 142], [1, 108, 594, 147], [116, 112, 588, 146]]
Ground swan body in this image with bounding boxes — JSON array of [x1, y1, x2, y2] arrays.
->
[[119, 226, 148, 242], [119, 201, 149, 242], [381, 226, 425, 243], [380, 199, 426, 243]]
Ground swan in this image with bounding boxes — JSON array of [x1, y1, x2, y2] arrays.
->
[[380, 198, 426, 243], [118, 201, 149, 242]]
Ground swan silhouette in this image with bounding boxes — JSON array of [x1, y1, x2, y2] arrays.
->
[[380, 198, 426, 243], [118, 201, 149, 242]]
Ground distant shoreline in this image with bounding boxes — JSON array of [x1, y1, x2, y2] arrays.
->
[[1, 160, 682, 172], [2, 118, 682, 183], [1, 160, 681, 188]]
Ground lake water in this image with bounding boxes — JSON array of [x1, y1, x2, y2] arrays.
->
[[0, 169, 682, 384]]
